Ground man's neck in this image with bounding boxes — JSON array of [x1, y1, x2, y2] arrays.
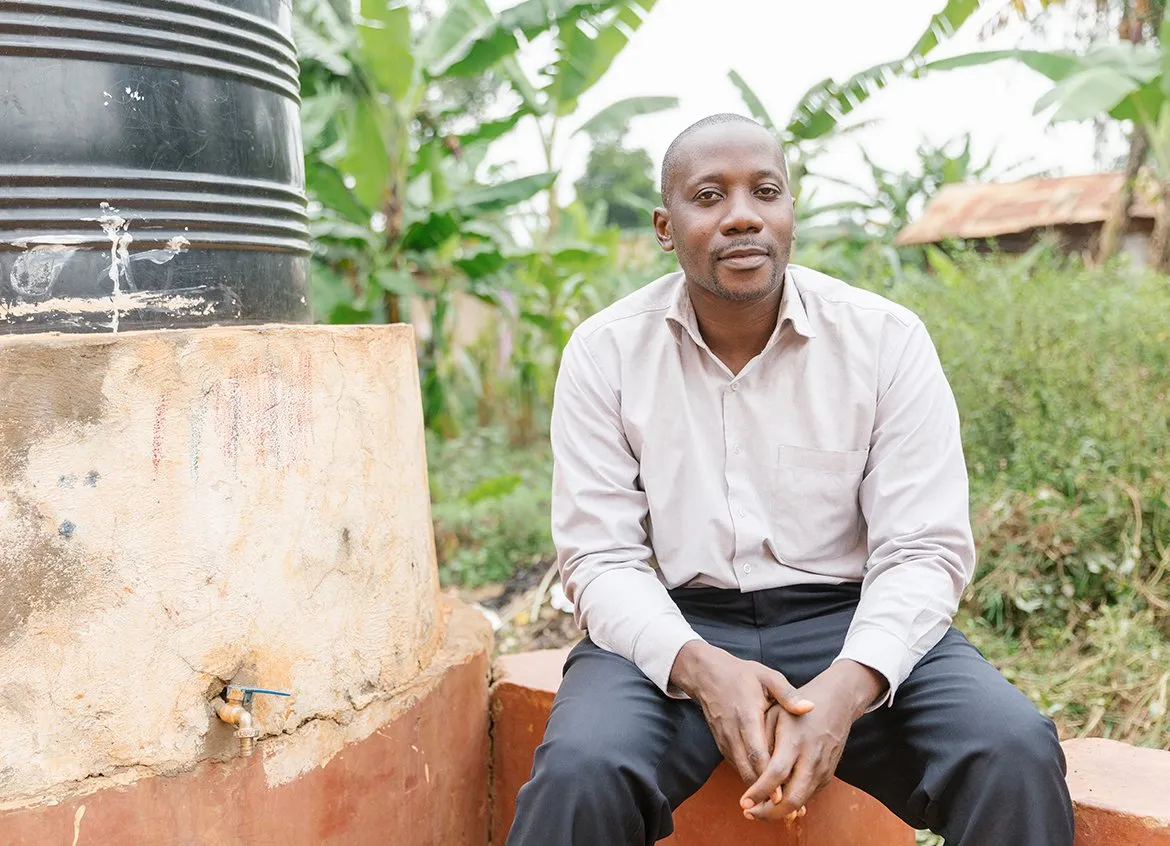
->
[[687, 279, 783, 375]]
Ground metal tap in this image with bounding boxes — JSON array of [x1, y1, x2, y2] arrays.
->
[[213, 685, 290, 757]]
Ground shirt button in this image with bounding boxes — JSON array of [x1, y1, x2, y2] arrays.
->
[[743, 563, 752, 575], [737, 507, 746, 517], [729, 382, 739, 392], [734, 444, 742, 455]]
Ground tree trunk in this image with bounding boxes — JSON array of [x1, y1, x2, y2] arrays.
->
[[1148, 186, 1170, 272], [1096, 0, 1163, 265], [381, 178, 405, 325], [1096, 129, 1149, 264], [384, 292, 402, 323]]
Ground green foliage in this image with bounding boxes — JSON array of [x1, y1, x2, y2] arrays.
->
[[791, 133, 1030, 283], [728, 0, 984, 200], [574, 135, 660, 230], [455, 202, 676, 440], [429, 428, 554, 586], [574, 96, 680, 140], [861, 134, 1032, 235], [925, 42, 1159, 123], [967, 603, 1169, 746], [782, 0, 982, 143], [878, 248, 1170, 639], [296, 0, 676, 436], [295, 0, 556, 330]]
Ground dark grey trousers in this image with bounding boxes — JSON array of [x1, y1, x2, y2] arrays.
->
[[506, 583, 1074, 846]]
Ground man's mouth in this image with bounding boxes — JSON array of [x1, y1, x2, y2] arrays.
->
[[717, 247, 770, 271]]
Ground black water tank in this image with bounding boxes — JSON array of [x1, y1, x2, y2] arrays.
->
[[0, 0, 311, 333]]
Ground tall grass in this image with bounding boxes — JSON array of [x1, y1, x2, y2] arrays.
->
[[881, 249, 1170, 639]]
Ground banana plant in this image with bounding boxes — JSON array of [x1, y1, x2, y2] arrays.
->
[[923, 17, 1170, 269], [431, 0, 678, 233], [295, 0, 677, 431], [726, 0, 984, 234], [295, 0, 574, 323], [462, 201, 674, 442], [296, 0, 680, 288]]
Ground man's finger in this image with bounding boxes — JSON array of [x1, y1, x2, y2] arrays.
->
[[772, 756, 818, 819], [761, 671, 814, 716], [726, 739, 763, 788], [742, 704, 776, 780], [742, 797, 807, 823], [764, 706, 780, 742], [739, 738, 798, 810], [718, 724, 766, 788]]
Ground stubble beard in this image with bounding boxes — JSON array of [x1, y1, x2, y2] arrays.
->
[[697, 251, 788, 302]]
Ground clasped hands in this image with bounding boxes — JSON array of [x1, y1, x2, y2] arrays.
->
[[669, 641, 885, 823]]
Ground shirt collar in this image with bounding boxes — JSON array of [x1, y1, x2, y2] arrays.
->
[[664, 265, 817, 346]]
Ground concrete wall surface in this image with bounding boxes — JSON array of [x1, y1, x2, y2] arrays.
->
[[0, 598, 492, 846], [0, 325, 441, 806]]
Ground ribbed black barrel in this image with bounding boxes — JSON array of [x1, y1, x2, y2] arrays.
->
[[0, 0, 311, 333]]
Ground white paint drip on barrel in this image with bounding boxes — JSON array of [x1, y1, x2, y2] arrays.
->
[[93, 203, 132, 333], [0, 288, 219, 321]]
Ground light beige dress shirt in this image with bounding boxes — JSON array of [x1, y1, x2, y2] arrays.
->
[[550, 265, 976, 705]]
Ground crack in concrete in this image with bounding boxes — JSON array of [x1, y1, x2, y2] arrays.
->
[[329, 334, 346, 462]]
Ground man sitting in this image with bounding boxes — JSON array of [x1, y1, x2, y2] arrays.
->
[[506, 114, 1075, 846]]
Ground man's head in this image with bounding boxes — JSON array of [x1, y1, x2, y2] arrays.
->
[[654, 114, 794, 303]]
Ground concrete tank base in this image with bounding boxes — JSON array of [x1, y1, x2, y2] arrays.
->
[[0, 322, 463, 834], [0, 598, 492, 845]]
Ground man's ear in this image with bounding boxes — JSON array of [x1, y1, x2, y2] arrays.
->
[[653, 207, 674, 252]]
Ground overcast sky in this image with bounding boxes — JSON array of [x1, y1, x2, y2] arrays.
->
[[483, 0, 1122, 208]]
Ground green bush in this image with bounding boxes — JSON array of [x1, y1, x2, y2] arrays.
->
[[428, 428, 553, 587], [879, 249, 1170, 636]]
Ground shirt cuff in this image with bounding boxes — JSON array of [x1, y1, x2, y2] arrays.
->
[[833, 626, 913, 711], [633, 612, 704, 698]]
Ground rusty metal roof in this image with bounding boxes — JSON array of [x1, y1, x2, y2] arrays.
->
[[895, 173, 1157, 246]]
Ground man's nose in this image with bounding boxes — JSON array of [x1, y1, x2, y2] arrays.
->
[[720, 191, 763, 235]]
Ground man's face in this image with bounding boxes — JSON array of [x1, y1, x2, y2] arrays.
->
[[654, 124, 795, 302]]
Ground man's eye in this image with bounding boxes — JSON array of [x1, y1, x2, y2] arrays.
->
[[695, 189, 721, 201], [756, 185, 781, 198]]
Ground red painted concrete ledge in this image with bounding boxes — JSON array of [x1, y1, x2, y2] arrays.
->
[[493, 648, 1170, 846], [491, 648, 914, 846], [1065, 738, 1170, 846]]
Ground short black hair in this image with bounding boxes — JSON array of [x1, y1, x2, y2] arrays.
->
[[659, 113, 786, 204]]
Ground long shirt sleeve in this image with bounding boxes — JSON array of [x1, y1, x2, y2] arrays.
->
[[550, 334, 702, 696], [834, 319, 976, 705]]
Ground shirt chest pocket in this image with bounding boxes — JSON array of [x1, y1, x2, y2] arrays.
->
[[769, 444, 869, 563]]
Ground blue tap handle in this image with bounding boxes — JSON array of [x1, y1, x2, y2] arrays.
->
[[224, 685, 292, 705]]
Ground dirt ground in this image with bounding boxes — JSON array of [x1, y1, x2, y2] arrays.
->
[[448, 557, 582, 657]]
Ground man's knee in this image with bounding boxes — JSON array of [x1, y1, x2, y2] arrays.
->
[[534, 734, 628, 787], [512, 732, 670, 846], [970, 706, 1066, 784]]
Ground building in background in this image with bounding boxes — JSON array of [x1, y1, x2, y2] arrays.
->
[[896, 173, 1157, 265]]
